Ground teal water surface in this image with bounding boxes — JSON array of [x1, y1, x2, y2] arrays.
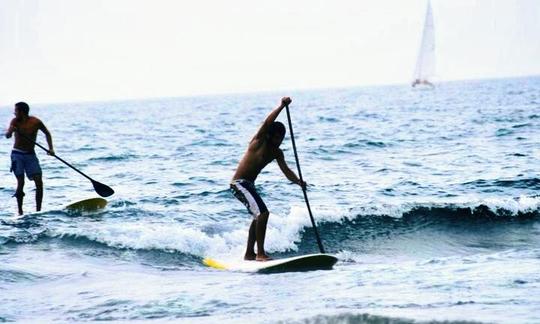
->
[[0, 77, 539, 323]]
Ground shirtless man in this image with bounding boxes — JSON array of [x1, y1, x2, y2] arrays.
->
[[5, 102, 54, 215], [231, 97, 305, 261]]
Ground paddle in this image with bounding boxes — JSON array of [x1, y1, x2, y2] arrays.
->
[[16, 131, 115, 197], [284, 104, 326, 254]]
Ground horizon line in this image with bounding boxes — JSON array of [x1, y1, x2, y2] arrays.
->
[[1, 73, 539, 109]]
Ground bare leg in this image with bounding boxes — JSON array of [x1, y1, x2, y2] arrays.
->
[[244, 219, 257, 260], [255, 211, 272, 261], [15, 176, 25, 215], [33, 174, 43, 212]]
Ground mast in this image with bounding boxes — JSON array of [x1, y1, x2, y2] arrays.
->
[[412, 0, 435, 86]]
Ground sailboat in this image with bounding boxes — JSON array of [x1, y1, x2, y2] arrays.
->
[[412, 0, 435, 88]]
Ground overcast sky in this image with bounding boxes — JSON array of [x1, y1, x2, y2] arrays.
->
[[0, 0, 539, 105]]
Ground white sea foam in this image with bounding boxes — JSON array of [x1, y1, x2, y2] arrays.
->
[[51, 221, 231, 257], [48, 203, 350, 260], [49, 195, 539, 261], [349, 195, 540, 219], [475, 195, 540, 214]]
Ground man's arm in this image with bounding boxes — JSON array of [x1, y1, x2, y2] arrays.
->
[[38, 122, 55, 155], [251, 97, 292, 142], [275, 149, 305, 188], [5, 119, 16, 138]]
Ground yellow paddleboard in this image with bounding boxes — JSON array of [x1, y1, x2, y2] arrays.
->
[[203, 253, 338, 274], [5, 198, 107, 220], [65, 198, 107, 212]]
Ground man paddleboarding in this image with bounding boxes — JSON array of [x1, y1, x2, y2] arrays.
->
[[5, 102, 55, 215], [231, 97, 305, 261]]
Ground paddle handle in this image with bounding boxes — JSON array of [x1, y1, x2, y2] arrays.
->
[[285, 105, 326, 254]]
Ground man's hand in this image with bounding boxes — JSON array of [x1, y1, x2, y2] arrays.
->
[[5, 126, 16, 139], [280, 97, 292, 107], [47, 149, 55, 156], [297, 179, 307, 190]]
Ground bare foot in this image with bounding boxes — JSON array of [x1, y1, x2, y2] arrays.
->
[[256, 254, 272, 262], [244, 253, 256, 261]]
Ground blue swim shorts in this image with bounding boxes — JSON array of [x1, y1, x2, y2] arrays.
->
[[10, 150, 42, 180]]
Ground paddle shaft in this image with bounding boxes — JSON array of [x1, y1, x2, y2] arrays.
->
[[16, 132, 94, 181], [40, 142, 94, 180], [284, 105, 326, 254], [15, 131, 114, 197]]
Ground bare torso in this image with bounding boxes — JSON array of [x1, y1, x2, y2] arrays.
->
[[10, 116, 42, 152], [232, 139, 280, 182]]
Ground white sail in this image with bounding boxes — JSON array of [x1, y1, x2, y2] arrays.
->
[[412, 0, 435, 86]]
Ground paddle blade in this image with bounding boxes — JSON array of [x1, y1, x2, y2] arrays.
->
[[91, 180, 115, 197]]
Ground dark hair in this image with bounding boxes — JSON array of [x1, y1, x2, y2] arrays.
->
[[15, 102, 30, 115], [268, 121, 286, 138]]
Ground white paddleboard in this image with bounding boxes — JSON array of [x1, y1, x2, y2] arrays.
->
[[203, 253, 338, 274]]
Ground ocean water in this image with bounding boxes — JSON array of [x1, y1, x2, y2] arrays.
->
[[0, 76, 539, 323]]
